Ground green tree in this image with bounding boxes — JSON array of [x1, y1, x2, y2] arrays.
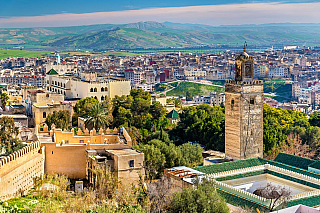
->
[[149, 139, 186, 169], [309, 111, 320, 127], [168, 179, 229, 213], [0, 116, 23, 154], [112, 95, 133, 118], [130, 88, 151, 102], [0, 92, 9, 111], [179, 143, 203, 167], [186, 91, 193, 101], [45, 110, 70, 130], [136, 144, 165, 181], [114, 106, 133, 127], [170, 104, 225, 151], [85, 102, 113, 130], [149, 101, 166, 121], [131, 98, 150, 127], [72, 97, 99, 126]]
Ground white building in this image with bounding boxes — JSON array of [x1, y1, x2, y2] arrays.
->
[[46, 71, 130, 101]]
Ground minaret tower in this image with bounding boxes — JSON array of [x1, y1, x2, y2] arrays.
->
[[225, 42, 263, 160]]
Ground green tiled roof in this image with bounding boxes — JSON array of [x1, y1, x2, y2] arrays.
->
[[167, 109, 179, 119], [193, 158, 263, 174], [46, 68, 58, 75], [308, 160, 320, 170], [274, 153, 316, 170], [260, 158, 320, 179], [287, 195, 320, 208]]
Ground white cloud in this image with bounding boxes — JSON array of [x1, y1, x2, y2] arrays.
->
[[0, 2, 319, 28]]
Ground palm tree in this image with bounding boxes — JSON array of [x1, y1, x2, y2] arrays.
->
[[0, 93, 9, 111], [85, 102, 113, 130]]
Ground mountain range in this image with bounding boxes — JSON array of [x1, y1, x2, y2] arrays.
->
[[0, 22, 319, 51]]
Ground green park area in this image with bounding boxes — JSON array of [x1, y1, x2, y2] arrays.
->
[[164, 81, 224, 97], [0, 49, 52, 59]]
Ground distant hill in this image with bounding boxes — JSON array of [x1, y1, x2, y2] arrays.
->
[[0, 22, 320, 51]]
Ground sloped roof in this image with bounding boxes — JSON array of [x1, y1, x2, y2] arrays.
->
[[274, 153, 316, 170], [308, 160, 320, 170], [193, 158, 263, 174], [167, 109, 179, 119], [46, 68, 58, 75]]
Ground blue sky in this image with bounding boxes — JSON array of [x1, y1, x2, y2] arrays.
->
[[1, 0, 319, 28], [1, 0, 318, 17]]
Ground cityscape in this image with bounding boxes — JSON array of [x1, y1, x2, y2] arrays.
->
[[1, 0, 320, 213]]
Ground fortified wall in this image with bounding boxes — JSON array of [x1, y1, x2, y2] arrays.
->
[[0, 141, 45, 201]]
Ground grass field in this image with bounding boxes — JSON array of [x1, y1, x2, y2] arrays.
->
[[60, 51, 139, 57], [0, 49, 52, 59], [166, 81, 224, 97]]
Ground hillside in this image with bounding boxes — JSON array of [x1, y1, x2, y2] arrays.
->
[[0, 22, 320, 50]]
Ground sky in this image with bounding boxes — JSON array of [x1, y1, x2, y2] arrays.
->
[[0, 0, 320, 28]]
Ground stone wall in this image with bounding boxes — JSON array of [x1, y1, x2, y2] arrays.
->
[[225, 81, 263, 160], [0, 141, 44, 201]]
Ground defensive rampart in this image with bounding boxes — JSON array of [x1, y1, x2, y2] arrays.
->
[[0, 141, 44, 201]]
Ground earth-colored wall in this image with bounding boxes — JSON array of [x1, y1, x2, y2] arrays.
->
[[225, 81, 263, 160], [0, 142, 44, 201]]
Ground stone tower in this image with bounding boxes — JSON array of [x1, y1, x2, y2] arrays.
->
[[225, 47, 263, 160]]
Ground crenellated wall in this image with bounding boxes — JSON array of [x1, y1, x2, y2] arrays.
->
[[0, 141, 45, 201]]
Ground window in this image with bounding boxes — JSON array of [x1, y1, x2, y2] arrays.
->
[[105, 87, 108, 91], [231, 100, 234, 105], [65, 140, 69, 144], [250, 98, 254, 105], [43, 112, 46, 118], [101, 96, 104, 101], [80, 140, 84, 143], [52, 151, 53, 154], [101, 87, 104, 92], [129, 160, 134, 168], [90, 88, 93, 92], [94, 88, 97, 92]]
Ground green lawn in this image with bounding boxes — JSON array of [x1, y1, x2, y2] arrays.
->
[[166, 81, 224, 97], [0, 49, 52, 59]]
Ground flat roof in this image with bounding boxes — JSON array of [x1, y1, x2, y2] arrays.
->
[[0, 114, 27, 119], [105, 148, 142, 156]]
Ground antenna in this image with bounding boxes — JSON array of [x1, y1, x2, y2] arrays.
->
[[244, 41, 247, 52]]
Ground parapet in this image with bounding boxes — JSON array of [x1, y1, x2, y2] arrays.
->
[[0, 141, 41, 170], [225, 79, 263, 85]]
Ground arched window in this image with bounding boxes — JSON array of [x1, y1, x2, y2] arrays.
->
[[94, 96, 97, 99], [64, 83, 66, 88], [94, 88, 97, 92], [55, 81, 57, 85], [47, 80, 49, 84], [101, 87, 104, 92], [105, 87, 108, 91], [64, 91, 66, 96], [101, 96, 104, 101], [43, 112, 46, 118], [90, 88, 93, 92], [58, 82, 60, 87]]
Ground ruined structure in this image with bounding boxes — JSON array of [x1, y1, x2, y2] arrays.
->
[[225, 46, 263, 160]]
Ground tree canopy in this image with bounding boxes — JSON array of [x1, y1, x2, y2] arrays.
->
[[168, 179, 229, 213], [45, 110, 70, 130], [169, 104, 225, 151], [0, 116, 23, 154]]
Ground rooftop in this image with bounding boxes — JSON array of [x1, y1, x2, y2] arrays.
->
[[106, 148, 142, 156]]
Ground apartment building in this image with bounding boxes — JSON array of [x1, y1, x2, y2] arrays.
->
[[46, 70, 130, 101]]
